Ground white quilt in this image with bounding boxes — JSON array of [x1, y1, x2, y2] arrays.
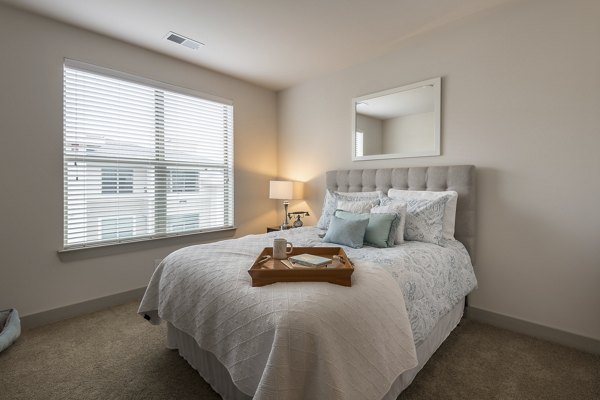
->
[[139, 229, 419, 400]]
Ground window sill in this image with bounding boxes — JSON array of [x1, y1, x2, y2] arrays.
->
[[57, 226, 237, 254]]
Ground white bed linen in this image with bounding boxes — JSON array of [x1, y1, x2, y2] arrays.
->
[[165, 298, 465, 400], [270, 227, 476, 346], [139, 228, 419, 400]]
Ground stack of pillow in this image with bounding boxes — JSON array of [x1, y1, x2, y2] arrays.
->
[[317, 188, 458, 249]]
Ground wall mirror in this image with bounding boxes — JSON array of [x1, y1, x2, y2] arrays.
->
[[352, 77, 441, 161]]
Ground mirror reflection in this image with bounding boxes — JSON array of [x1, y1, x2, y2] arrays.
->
[[352, 77, 441, 160]]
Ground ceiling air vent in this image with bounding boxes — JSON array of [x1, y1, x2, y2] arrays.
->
[[165, 31, 204, 50]]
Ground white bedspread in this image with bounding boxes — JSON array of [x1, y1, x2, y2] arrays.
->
[[139, 229, 418, 400]]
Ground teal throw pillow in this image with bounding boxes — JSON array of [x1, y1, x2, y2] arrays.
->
[[335, 210, 399, 248], [322, 215, 369, 248]]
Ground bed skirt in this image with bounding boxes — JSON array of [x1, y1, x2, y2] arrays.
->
[[166, 298, 465, 399]]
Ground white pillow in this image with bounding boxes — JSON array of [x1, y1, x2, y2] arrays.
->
[[388, 189, 458, 240], [372, 200, 407, 244], [316, 190, 383, 229]]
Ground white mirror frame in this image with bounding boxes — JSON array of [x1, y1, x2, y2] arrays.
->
[[352, 77, 441, 161]]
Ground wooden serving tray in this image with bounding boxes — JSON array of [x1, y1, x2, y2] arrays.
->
[[248, 247, 354, 287]]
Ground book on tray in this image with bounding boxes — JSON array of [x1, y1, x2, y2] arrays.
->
[[288, 253, 332, 267]]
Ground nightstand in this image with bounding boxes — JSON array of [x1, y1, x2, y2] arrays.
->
[[267, 226, 295, 233]]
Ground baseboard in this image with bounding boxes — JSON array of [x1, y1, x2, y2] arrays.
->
[[466, 306, 600, 355], [20, 287, 147, 330], [19, 293, 600, 355]]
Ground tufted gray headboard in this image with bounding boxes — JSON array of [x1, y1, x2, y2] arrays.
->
[[326, 165, 476, 258]]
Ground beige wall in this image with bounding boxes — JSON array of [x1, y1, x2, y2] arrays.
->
[[0, 5, 278, 317], [356, 114, 383, 155], [278, 0, 600, 340], [383, 112, 435, 154]]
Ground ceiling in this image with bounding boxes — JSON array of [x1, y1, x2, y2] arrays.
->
[[357, 85, 433, 120], [1, 0, 513, 90]]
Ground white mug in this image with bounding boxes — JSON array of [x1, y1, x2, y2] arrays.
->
[[273, 238, 293, 259]]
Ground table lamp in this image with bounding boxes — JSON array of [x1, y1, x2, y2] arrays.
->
[[269, 180, 302, 229]]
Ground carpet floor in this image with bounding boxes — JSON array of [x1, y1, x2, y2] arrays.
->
[[0, 301, 598, 400]]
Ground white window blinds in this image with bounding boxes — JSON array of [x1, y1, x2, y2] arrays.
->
[[63, 60, 234, 249], [355, 131, 364, 157]]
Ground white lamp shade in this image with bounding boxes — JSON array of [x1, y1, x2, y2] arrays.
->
[[269, 181, 293, 200]]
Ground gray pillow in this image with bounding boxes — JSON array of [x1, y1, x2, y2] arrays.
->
[[0, 309, 20, 353], [322, 214, 369, 248], [335, 210, 399, 248]]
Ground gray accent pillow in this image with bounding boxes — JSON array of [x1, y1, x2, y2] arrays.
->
[[0, 309, 21, 353], [322, 214, 369, 248], [335, 210, 399, 248]]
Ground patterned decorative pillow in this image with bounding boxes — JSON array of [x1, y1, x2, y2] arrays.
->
[[316, 190, 337, 229], [337, 199, 379, 214], [388, 189, 458, 240], [404, 196, 449, 245], [316, 190, 383, 229], [373, 199, 407, 244]]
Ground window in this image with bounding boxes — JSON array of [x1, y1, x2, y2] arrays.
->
[[63, 60, 234, 249], [101, 168, 133, 194], [355, 131, 364, 157], [100, 217, 134, 240], [167, 213, 200, 233], [169, 170, 199, 193]]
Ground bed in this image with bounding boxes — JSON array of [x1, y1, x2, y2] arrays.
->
[[139, 165, 477, 400]]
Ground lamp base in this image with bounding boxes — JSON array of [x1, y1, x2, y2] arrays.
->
[[281, 200, 290, 230]]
